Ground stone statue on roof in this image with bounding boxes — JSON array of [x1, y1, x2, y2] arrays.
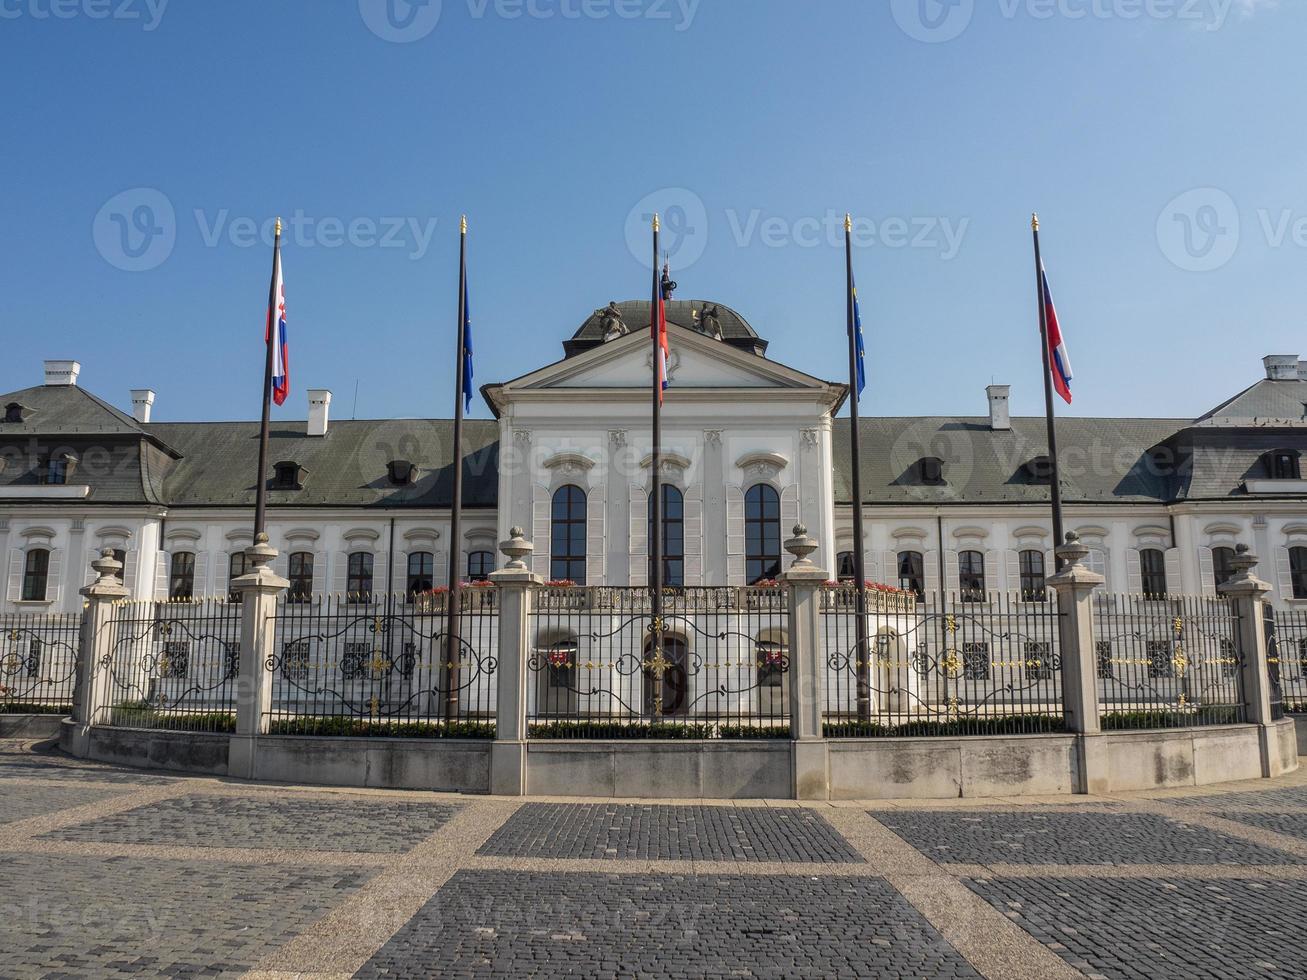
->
[[701, 304, 723, 341], [597, 302, 628, 342]]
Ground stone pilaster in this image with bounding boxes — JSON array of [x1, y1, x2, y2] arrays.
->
[[1219, 545, 1287, 776], [69, 549, 130, 756], [489, 528, 542, 796], [228, 533, 288, 779], [780, 524, 829, 800]]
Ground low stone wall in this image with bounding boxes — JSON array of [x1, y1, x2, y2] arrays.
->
[[0, 714, 66, 739], [54, 719, 1300, 798], [1292, 714, 1307, 757]]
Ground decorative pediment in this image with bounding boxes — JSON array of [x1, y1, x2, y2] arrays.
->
[[542, 452, 597, 479], [735, 452, 789, 483]]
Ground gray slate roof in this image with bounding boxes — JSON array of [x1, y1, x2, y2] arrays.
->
[[567, 300, 766, 357], [832, 417, 1188, 505], [149, 419, 500, 509], [1, 384, 172, 447], [1194, 378, 1307, 426]]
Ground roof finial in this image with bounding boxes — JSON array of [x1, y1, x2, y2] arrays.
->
[[653, 212, 660, 233], [1031, 212, 1040, 232], [461, 214, 468, 234], [275, 216, 282, 237], [845, 212, 852, 233]]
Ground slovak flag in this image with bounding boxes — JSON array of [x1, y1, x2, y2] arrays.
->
[[653, 258, 669, 403], [266, 240, 289, 406], [1042, 264, 1072, 405]]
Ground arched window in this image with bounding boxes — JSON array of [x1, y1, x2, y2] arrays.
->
[[1019, 550, 1046, 601], [897, 551, 925, 600], [836, 551, 856, 582], [959, 550, 985, 601], [287, 552, 314, 602], [21, 549, 49, 602], [1290, 547, 1307, 600], [1212, 546, 1236, 592], [169, 552, 195, 600], [647, 485, 685, 587], [227, 551, 249, 602], [745, 484, 781, 584], [407, 551, 434, 597], [550, 485, 587, 584], [347, 552, 374, 601], [1140, 548, 1168, 599], [468, 550, 494, 582]]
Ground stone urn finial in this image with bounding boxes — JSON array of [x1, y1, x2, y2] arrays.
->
[[89, 547, 123, 586], [1056, 530, 1088, 569], [784, 524, 818, 567], [500, 527, 533, 571], [244, 531, 278, 572]]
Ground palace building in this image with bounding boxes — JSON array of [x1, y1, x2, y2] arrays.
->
[[3, 301, 1307, 613]]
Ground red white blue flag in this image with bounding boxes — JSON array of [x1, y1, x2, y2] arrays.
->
[[653, 255, 669, 403], [1042, 264, 1072, 405], [266, 240, 289, 406]]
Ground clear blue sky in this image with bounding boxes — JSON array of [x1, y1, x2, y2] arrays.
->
[[2, 0, 1303, 423]]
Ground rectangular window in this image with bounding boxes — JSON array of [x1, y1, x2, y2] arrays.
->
[[1019, 551, 1046, 601], [958, 551, 985, 602], [898, 552, 925, 600], [1095, 641, 1115, 680], [962, 641, 990, 681], [1139, 549, 1168, 599], [169, 552, 195, 600], [288, 552, 314, 602], [340, 642, 372, 679], [21, 549, 49, 602], [1023, 641, 1053, 681], [160, 642, 190, 678], [1290, 548, 1307, 600], [347, 553, 374, 602], [1146, 640, 1174, 678], [1212, 547, 1236, 592], [281, 640, 311, 681]]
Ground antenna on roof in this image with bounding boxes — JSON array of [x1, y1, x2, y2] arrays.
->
[[352, 379, 360, 420]]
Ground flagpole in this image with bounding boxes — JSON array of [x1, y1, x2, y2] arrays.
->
[[253, 217, 282, 540], [845, 214, 871, 721], [444, 216, 468, 721], [649, 214, 664, 716], [1032, 213, 1066, 565]]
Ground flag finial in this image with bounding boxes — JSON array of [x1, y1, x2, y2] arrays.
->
[[845, 213, 852, 233], [275, 217, 282, 237], [461, 214, 467, 234], [1031, 212, 1040, 231], [653, 212, 660, 233]]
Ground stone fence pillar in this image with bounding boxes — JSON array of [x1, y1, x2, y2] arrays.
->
[[489, 528, 541, 796], [780, 525, 829, 801], [1047, 533, 1105, 738], [1219, 545, 1289, 777], [229, 533, 288, 779], [69, 549, 130, 756]]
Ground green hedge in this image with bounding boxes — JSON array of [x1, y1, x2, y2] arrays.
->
[[716, 724, 792, 740], [266, 717, 495, 739], [1100, 706, 1243, 730], [528, 721, 714, 740], [824, 714, 1066, 738], [107, 705, 236, 733], [0, 702, 72, 715]]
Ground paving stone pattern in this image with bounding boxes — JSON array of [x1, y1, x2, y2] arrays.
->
[[874, 810, 1304, 865], [0, 782, 131, 825], [966, 876, 1306, 980], [1165, 785, 1307, 810], [1210, 809, 1307, 843], [479, 803, 865, 863], [356, 870, 981, 979], [0, 758, 174, 785], [0, 852, 369, 979], [45, 794, 461, 853]]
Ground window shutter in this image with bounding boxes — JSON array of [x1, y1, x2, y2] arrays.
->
[[586, 484, 607, 586], [392, 550, 408, 595], [1087, 548, 1109, 592], [1164, 548, 1181, 597], [1198, 547, 1216, 597], [47, 549, 64, 604], [216, 553, 232, 599], [531, 485, 551, 579], [684, 486, 704, 586], [780, 485, 800, 570], [862, 548, 879, 587], [880, 551, 897, 589], [1006, 550, 1021, 594], [945, 551, 960, 598], [1277, 547, 1295, 603], [193, 553, 209, 599], [629, 485, 647, 587], [272, 550, 290, 582], [1126, 549, 1143, 595], [983, 550, 999, 597], [6, 549, 22, 602], [375, 551, 389, 596], [331, 553, 348, 596], [313, 550, 327, 597], [923, 549, 940, 602], [726, 485, 745, 585], [123, 550, 139, 596], [155, 552, 170, 600]]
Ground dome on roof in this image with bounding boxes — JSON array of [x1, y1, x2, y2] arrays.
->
[[564, 300, 767, 358]]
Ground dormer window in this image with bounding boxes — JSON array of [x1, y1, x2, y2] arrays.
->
[[40, 453, 76, 486], [387, 460, 417, 486], [1023, 456, 1054, 485], [3, 403, 24, 423], [916, 457, 945, 485], [271, 461, 304, 490], [1264, 450, 1301, 481]]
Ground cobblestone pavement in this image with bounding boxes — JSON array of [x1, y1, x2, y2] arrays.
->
[[2, 736, 1307, 979]]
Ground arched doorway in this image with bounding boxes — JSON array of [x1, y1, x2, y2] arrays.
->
[[643, 635, 689, 718]]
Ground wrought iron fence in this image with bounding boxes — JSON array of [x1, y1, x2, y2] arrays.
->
[[526, 586, 791, 738], [1272, 607, 1307, 713], [102, 599, 242, 732], [1092, 594, 1244, 728], [823, 590, 1064, 736], [0, 611, 82, 714], [267, 592, 497, 737]]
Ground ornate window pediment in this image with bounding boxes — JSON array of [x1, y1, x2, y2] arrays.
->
[[735, 452, 788, 483], [542, 452, 597, 480]]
